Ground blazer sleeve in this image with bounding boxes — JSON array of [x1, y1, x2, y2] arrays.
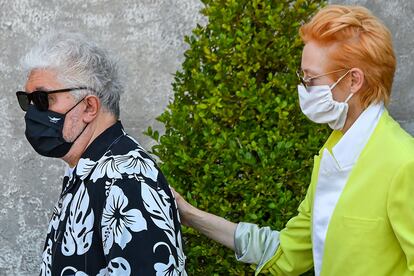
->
[[258, 185, 314, 276], [387, 160, 414, 271]]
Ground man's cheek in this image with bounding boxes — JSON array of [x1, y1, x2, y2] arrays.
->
[[62, 117, 79, 142]]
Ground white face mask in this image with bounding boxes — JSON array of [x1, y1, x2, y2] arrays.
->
[[297, 71, 353, 130]]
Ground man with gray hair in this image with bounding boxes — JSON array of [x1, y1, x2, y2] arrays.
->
[[16, 31, 186, 275]]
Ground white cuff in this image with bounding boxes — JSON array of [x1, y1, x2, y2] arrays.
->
[[234, 222, 280, 271]]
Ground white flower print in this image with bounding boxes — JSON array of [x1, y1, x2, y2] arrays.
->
[[48, 193, 73, 237], [40, 238, 53, 276], [47, 209, 60, 235], [59, 194, 73, 221], [39, 125, 187, 275], [176, 230, 186, 274], [169, 188, 186, 272], [155, 255, 177, 276], [60, 266, 88, 276], [153, 242, 177, 276], [116, 149, 159, 181], [142, 182, 186, 274], [76, 158, 97, 180], [90, 155, 123, 183], [101, 185, 147, 254], [141, 182, 175, 246], [97, 257, 131, 276], [104, 179, 116, 197], [77, 147, 158, 183], [61, 182, 94, 256]]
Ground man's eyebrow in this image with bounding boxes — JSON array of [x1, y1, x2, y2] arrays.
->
[[34, 86, 48, 91], [24, 86, 47, 92]]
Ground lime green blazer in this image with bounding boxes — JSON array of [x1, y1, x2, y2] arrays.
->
[[261, 110, 414, 275]]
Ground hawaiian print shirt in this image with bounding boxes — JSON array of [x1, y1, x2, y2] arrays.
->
[[40, 121, 186, 275]]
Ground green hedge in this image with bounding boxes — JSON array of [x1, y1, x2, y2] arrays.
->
[[146, 0, 327, 274]]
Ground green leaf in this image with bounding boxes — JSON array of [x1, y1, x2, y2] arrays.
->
[[146, 0, 327, 274]]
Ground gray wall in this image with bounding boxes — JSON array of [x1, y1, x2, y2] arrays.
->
[[0, 0, 204, 275], [0, 0, 412, 275]]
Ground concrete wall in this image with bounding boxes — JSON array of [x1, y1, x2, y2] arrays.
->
[[0, 0, 204, 274], [0, 0, 412, 275]]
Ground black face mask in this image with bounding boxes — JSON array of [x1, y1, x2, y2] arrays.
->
[[24, 100, 86, 158]]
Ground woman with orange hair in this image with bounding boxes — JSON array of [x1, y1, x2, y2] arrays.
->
[[174, 5, 414, 275]]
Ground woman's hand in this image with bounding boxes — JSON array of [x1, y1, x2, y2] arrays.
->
[[171, 188, 197, 227], [171, 187, 238, 250]]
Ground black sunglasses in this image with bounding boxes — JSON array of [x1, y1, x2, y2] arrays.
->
[[16, 87, 91, 111]]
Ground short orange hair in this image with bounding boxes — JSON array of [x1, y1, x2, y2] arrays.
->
[[299, 5, 396, 107]]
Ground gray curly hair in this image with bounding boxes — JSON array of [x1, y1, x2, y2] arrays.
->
[[22, 31, 124, 118]]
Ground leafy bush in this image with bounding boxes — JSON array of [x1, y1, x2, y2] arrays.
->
[[146, 0, 327, 274]]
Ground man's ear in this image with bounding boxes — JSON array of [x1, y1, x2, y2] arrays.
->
[[83, 95, 100, 123], [350, 68, 365, 94]]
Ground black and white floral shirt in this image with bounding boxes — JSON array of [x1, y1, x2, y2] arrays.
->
[[40, 121, 186, 276]]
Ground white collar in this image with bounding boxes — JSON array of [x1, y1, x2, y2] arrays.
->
[[331, 103, 384, 169], [64, 165, 76, 177]]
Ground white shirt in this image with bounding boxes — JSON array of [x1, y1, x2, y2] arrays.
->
[[312, 103, 384, 276]]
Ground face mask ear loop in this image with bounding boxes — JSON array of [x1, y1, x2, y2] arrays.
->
[[71, 122, 89, 144], [64, 97, 87, 116], [64, 96, 89, 143], [329, 70, 351, 90], [344, 92, 354, 103]]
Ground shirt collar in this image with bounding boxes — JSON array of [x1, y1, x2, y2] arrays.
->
[[331, 103, 384, 169], [81, 120, 125, 161]]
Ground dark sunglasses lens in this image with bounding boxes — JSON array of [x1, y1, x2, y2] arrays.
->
[[32, 92, 49, 111], [16, 92, 30, 111]]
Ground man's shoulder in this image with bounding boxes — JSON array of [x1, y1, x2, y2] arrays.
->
[[76, 132, 161, 186], [102, 133, 160, 182], [112, 132, 151, 155]]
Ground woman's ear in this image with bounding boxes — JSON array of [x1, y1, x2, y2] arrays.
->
[[350, 68, 365, 94], [82, 95, 100, 123]]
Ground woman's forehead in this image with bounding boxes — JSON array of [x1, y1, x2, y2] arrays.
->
[[301, 42, 331, 75]]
